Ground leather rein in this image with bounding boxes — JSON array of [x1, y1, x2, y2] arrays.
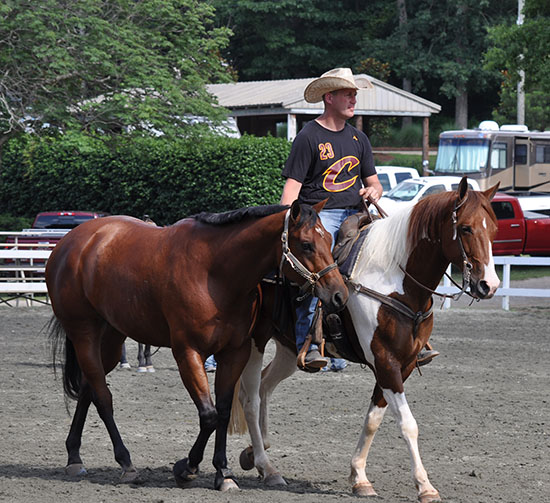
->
[[345, 194, 474, 335], [279, 209, 338, 301]]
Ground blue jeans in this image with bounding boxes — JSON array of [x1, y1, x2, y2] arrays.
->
[[295, 208, 356, 365]]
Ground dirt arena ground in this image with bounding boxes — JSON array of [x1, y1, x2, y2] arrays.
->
[[1, 303, 548, 503]]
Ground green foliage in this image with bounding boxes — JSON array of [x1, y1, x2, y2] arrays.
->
[[485, 0, 550, 129], [0, 133, 290, 225], [0, 214, 33, 232], [374, 153, 434, 174], [0, 0, 233, 142]]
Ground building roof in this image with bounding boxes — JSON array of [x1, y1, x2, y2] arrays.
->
[[207, 75, 441, 118]]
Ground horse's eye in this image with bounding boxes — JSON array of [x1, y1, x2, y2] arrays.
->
[[461, 225, 473, 235], [302, 242, 314, 253]]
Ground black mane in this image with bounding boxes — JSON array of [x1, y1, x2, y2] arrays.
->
[[192, 204, 289, 226]]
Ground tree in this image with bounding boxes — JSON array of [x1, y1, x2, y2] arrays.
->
[[485, 0, 550, 129], [359, 0, 516, 128], [0, 0, 233, 149], [211, 0, 376, 80]]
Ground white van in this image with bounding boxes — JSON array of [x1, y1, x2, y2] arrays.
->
[[376, 166, 420, 193], [377, 176, 480, 215]]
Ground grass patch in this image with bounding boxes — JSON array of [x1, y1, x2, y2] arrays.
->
[[450, 264, 550, 282]]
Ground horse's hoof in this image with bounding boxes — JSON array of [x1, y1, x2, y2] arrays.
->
[[239, 447, 255, 471], [419, 491, 441, 503], [173, 458, 199, 488], [264, 473, 287, 486], [120, 466, 140, 483], [352, 481, 378, 497], [146, 366, 155, 373], [136, 366, 147, 373], [215, 468, 239, 491], [65, 463, 87, 477], [219, 478, 240, 491]]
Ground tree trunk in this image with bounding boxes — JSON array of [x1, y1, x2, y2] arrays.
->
[[455, 88, 468, 129], [397, 0, 412, 129]]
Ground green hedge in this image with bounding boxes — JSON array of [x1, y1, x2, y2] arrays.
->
[[0, 133, 291, 225]]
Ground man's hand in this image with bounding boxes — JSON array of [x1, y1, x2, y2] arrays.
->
[[359, 185, 381, 202]]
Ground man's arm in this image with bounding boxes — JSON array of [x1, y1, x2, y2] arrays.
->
[[359, 174, 383, 202], [280, 177, 303, 205]]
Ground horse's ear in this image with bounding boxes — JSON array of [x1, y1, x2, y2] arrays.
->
[[483, 182, 500, 201], [290, 200, 301, 221], [458, 176, 469, 201], [313, 199, 328, 213]]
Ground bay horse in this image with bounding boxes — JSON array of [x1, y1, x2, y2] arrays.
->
[[232, 178, 500, 501], [45, 200, 348, 491]]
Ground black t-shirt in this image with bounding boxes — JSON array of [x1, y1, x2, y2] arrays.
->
[[282, 120, 375, 209]]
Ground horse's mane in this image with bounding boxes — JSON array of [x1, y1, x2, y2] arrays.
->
[[193, 203, 322, 230]]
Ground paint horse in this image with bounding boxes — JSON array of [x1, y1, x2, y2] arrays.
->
[[45, 200, 348, 491], [233, 178, 500, 501]]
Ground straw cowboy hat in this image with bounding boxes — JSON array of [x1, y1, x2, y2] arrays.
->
[[304, 68, 374, 103]]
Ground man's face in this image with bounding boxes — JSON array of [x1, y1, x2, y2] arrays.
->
[[327, 88, 357, 120]]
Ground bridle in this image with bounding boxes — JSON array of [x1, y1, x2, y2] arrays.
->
[[279, 209, 338, 301], [399, 193, 475, 301]]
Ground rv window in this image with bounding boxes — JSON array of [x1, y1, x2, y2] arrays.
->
[[515, 144, 528, 164], [535, 145, 550, 163], [490, 142, 507, 169]]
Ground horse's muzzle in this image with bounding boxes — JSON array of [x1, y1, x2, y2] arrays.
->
[[470, 278, 497, 299]]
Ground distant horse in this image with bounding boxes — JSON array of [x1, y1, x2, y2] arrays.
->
[[45, 200, 348, 491], [119, 342, 155, 372], [233, 178, 500, 501]]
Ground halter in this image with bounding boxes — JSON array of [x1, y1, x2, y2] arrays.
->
[[279, 209, 338, 301]]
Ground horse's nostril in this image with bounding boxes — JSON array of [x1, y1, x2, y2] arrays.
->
[[477, 280, 490, 297], [332, 291, 346, 310]]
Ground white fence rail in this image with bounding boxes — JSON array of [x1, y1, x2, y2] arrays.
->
[[0, 231, 56, 306], [437, 256, 550, 310]]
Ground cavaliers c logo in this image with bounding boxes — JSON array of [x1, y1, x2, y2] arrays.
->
[[322, 156, 360, 192]]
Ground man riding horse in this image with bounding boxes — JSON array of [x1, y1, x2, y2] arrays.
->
[[280, 67, 438, 372]]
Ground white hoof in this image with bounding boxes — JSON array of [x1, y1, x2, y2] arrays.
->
[[136, 366, 147, 373], [219, 478, 240, 492], [146, 366, 155, 373]]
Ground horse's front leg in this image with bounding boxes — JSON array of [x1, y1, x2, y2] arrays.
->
[[349, 385, 387, 497], [172, 347, 217, 488], [382, 387, 441, 503], [212, 342, 252, 491], [239, 341, 291, 486]]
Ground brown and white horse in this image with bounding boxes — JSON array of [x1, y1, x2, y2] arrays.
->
[[234, 178, 500, 501]]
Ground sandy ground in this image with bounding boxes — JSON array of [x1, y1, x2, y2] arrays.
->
[[0, 303, 549, 503]]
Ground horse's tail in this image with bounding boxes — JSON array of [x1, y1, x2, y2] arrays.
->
[[47, 316, 81, 400], [228, 378, 248, 436]]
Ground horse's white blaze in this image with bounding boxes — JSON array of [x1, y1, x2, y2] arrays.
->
[[484, 241, 500, 295]]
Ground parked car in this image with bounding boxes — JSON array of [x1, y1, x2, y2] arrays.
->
[[377, 176, 481, 215], [491, 193, 550, 256], [5, 210, 109, 258], [376, 165, 420, 193], [31, 210, 109, 230]]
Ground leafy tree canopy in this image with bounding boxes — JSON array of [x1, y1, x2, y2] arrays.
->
[[0, 0, 233, 145]]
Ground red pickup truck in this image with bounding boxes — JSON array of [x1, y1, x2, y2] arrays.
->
[[491, 194, 550, 256], [5, 211, 108, 249]]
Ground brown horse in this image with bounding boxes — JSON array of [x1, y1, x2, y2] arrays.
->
[[45, 200, 348, 491], [233, 178, 500, 501]]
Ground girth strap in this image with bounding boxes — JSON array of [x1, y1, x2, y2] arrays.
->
[[346, 279, 433, 337]]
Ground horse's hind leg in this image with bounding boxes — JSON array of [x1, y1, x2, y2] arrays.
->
[[137, 343, 146, 372], [145, 344, 154, 372], [64, 321, 138, 482]]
